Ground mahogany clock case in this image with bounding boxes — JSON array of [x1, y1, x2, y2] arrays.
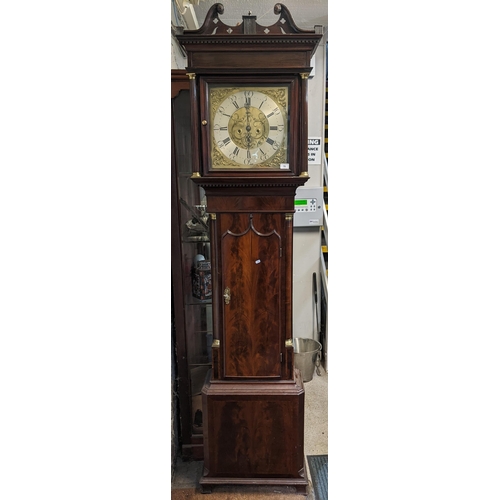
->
[[174, 3, 323, 492]]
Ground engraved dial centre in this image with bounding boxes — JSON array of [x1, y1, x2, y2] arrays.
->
[[229, 106, 269, 150]]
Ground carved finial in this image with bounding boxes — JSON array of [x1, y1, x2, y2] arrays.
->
[[242, 10, 257, 34]]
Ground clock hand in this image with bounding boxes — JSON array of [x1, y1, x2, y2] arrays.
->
[[245, 107, 252, 148]]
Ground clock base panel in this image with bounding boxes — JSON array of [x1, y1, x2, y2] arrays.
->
[[200, 371, 307, 493], [199, 475, 308, 495]]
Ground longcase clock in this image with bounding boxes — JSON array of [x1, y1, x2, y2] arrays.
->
[[176, 3, 323, 494]]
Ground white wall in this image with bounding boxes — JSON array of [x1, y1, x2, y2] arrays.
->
[[171, 36, 187, 70], [292, 40, 327, 342]]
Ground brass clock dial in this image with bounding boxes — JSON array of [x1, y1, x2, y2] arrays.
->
[[209, 86, 289, 169]]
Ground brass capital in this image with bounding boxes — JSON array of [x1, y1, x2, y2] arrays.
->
[[300, 72, 310, 79], [212, 339, 220, 348], [285, 339, 293, 347], [186, 72, 196, 80]]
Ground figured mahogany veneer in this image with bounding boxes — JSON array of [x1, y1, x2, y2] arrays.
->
[[221, 213, 282, 378], [200, 370, 308, 494]]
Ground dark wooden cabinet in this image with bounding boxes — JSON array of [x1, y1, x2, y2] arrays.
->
[[171, 70, 213, 460], [175, 3, 323, 493]]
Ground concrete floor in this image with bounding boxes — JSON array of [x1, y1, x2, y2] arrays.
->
[[171, 365, 328, 499]]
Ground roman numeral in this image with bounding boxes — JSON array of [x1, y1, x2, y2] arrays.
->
[[218, 107, 230, 117], [233, 147, 240, 156], [266, 107, 280, 118], [222, 137, 231, 146], [266, 138, 275, 146], [270, 126, 278, 130]]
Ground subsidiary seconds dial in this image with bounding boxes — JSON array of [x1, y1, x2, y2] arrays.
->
[[210, 87, 288, 168]]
